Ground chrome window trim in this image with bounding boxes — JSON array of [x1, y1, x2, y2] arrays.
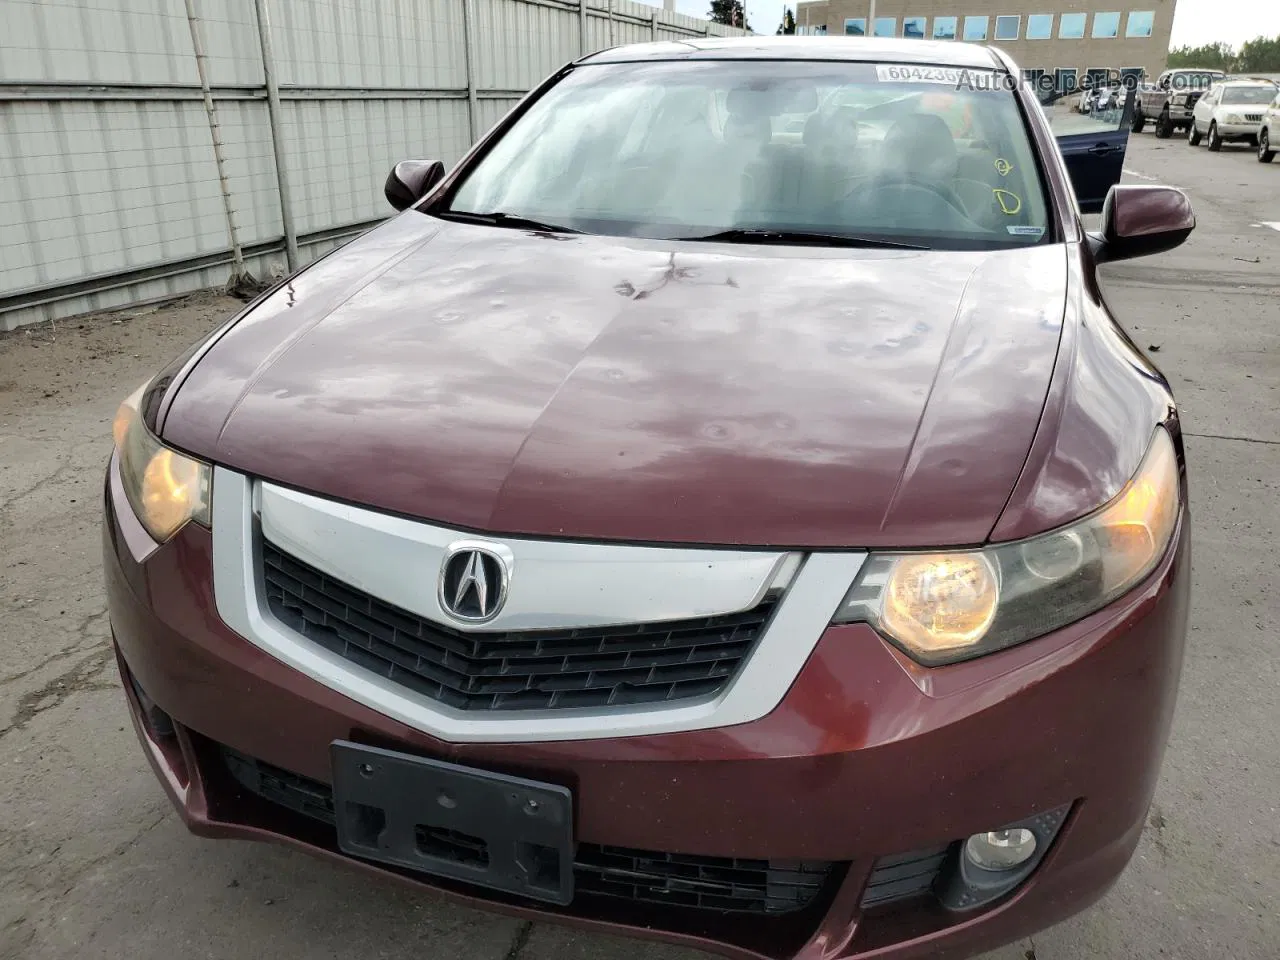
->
[[212, 468, 867, 743]]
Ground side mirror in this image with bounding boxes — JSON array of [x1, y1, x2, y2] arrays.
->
[[1091, 185, 1195, 263], [384, 160, 446, 211]]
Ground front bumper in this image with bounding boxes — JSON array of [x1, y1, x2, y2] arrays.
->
[[1215, 121, 1262, 139], [104, 470, 1190, 960]]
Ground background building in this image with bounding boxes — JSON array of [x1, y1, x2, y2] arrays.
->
[[793, 0, 1178, 92]]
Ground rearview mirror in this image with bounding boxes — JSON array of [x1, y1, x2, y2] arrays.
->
[[384, 160, 446, 211], [1092, 185, 1195, 263]]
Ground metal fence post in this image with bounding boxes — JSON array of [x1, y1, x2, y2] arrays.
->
[[253, 0, 298, 272], [181, 0, 250, 286], [579, 0, 588, 55], [461, 0, 479, 142], [651, 9, 658, 40]]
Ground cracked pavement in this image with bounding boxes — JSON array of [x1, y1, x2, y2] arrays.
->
[[1, 136, 1277, 960]]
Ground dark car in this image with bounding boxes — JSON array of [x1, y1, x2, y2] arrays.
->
[[105, 38, 1194, 960]]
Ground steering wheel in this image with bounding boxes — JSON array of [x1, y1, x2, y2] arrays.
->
[[846, 175, 971, 219]]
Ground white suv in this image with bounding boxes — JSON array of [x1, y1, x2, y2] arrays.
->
[[1189, 80, 1279, 151], [1259, 89, 1280, 163]]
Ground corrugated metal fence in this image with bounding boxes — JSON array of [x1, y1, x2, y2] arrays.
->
[[0, 0, 745, 331]]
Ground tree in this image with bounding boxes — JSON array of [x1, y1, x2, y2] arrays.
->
[[776, 7, 795, 35], [1166, 35, 1280, 74], [709, 0, 749, 30], [1236, 34, 1280, 73], [1166, 41, 1235, 71]]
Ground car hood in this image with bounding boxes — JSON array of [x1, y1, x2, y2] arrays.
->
[[165, 215, 1068, 548]]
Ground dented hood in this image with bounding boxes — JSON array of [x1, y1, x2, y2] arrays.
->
[[164, 215, 1067, 548]]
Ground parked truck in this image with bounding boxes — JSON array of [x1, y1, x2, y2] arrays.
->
[[1133, 68, 1227, 137]]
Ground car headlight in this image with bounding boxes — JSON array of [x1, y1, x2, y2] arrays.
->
[[112, 383, 211, 542], [1171, 94, 1188, 105], [833, 428, 1180, 665], [1224, 113, 1245, 123]]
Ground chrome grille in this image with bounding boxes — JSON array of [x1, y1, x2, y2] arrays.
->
[[261, 541, 773, 711]]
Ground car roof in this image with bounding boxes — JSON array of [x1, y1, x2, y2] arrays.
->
[[580, 36, 1003, 70], [1216, 79, 1277, 87]]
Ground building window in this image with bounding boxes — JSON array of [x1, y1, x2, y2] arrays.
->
[[1085, 67, 1108, 88], [995, 15, 1020, 40], [1092, 12, 1121, 38], [1055, 67, 1079, 94], [1059, 12, 1086, 38], [903, 16, 927, 39], [844, 17, 866, 35], [933, 16, 957, 39], [1026, 14, 1053, 39], [873, 17, 897, 37], [1126, 11, 1155, 38], [963, 16, 988, 41], [1023, 68, 1051, 100]]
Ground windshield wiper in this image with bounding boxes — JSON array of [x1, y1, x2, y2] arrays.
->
[[678, 228, 929, 250], [435, 210, 582, 234]]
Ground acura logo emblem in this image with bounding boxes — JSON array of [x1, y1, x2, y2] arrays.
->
[[439, 542, 510, 623]]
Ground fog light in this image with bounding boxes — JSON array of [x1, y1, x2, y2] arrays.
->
[[964, 829, 1037, 871], [939, 806, 1071, 912]]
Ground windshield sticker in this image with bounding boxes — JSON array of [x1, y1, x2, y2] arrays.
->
[[994, 158, 1013, 177], [1007, 225, 1045, 237], [993, 189, 1023, 215], [875, 65, 1003, 89]]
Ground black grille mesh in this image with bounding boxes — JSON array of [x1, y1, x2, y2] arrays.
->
[[859, 846, 951, 908], [222, 745, 335, 825], [261, 541, 772, 711], [575, 844, 831, 914], [220, 746, 834, 915]]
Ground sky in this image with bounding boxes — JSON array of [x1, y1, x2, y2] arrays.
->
[[670, 0, 1280, 51]]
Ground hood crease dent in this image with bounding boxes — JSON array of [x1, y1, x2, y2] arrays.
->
[[164, 216, 1070, 549]]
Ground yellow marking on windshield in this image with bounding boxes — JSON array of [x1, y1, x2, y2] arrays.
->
[[994, 158, 1013, 177], [993, 189, 1023, 215]]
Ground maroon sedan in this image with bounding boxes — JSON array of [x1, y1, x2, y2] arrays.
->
[[105, 38, 1194, 960]]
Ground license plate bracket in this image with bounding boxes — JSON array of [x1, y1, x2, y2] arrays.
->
[[330, 741, 574, 904]]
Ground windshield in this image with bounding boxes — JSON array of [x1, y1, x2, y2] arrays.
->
[[442, 61, 1052, 249], [1220, 86, 1276, 105]]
